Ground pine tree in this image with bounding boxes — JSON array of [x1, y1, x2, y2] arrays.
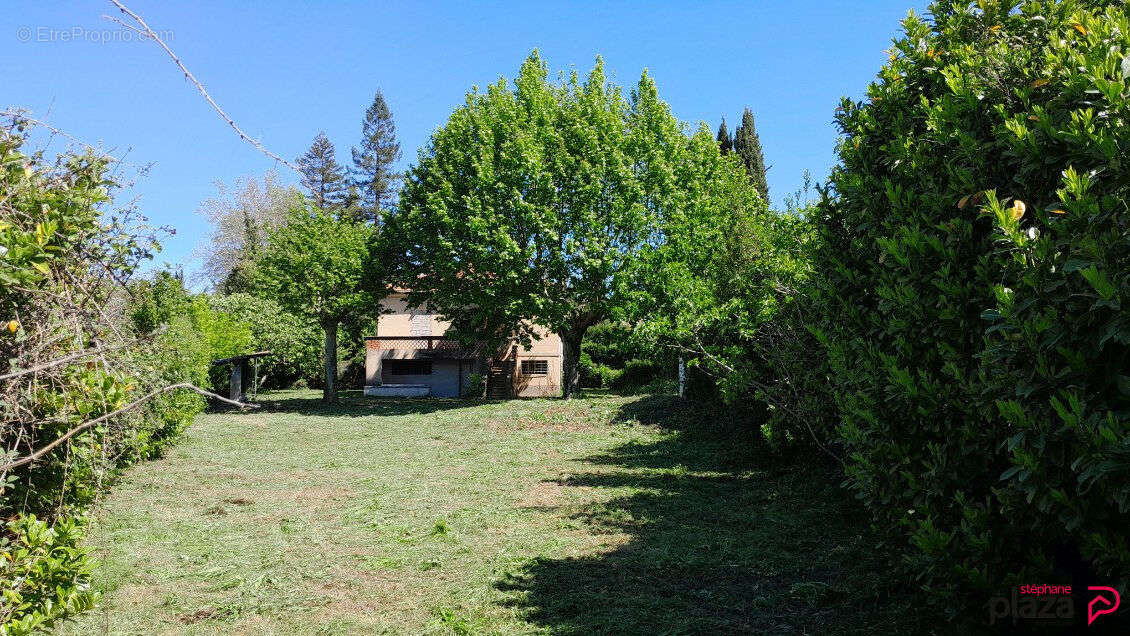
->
[[342, 184, 362, 220], [351, 90, 402, 224], [733, 107, 769, 202], [297, 132, 348, 211], [716, 118, 733, 155]]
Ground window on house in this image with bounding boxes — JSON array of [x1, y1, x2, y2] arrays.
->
[[521, 359, 548, 376], [385, 360, 433, 375]]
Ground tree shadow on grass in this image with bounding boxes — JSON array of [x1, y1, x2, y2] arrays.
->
[[496, 395, 934, 635], [232, 389, 492, 418]]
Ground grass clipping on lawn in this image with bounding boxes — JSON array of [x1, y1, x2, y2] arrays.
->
[[63, 390, 923, 634]]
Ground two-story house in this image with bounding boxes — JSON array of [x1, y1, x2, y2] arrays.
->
[[363, 290, 563, 398]]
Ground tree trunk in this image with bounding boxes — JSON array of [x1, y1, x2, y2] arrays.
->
[[323, 319, 338, 403], [560, 328, 586, 399]]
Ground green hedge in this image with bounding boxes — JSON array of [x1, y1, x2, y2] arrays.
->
[[1, 121, 212, 631], [813, 0, 1130, 607], [0, 516, 97, 635]]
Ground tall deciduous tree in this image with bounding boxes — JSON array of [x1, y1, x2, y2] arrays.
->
[[733, 107, 769, 202], [351, 90, 401, 224], [297, 132, 348, 212], [254, 207, 372, 402], [381, 52, 753, 398], [194, 172, 303, 293], [716, 118, 733, 154]]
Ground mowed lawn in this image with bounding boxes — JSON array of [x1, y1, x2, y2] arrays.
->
[[64, 390, 922, 635]]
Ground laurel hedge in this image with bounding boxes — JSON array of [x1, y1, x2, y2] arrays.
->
[[812, 0, 1130, 607]]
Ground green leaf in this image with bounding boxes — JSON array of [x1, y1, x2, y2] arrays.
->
[[1062, 258, 1090, 274], [1000, 465, 1022, 481], [1080, 265, 1117, 300], [1117, 375, 1130, 397]]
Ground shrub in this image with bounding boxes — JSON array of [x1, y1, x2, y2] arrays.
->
[[193, 297, 252, 391], [592, 362, 624, 389], [581, 321, 641, 369], [463, 372, 485, 398], [610, 358, 668, 392], [814, 0, 1130, 608], [1, 117, 210, 630], [129, 308, 212, 460], [210, 293, 322, 388], [578, 352, 623, 389], [130, 272, 249, 395], [578, 352, 597, 388], [0, 515, 98, 635]]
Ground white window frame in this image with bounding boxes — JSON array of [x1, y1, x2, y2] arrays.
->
[[521, 359, 548, 376]]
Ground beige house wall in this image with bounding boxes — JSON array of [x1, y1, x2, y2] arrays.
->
[[510, 324, 562, 398], [366, 293, 563, 397], [376, 294, 452, 337]]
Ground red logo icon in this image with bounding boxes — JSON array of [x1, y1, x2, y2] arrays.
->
[[1087, 586, 1120, 625]]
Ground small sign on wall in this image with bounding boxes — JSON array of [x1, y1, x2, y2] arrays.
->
[[409, 313, 431, 336]]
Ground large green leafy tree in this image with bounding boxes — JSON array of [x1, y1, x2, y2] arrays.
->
[[255, 207, 372, 402], [814, 0, 1130, 606], [382, 52, 751, 398]]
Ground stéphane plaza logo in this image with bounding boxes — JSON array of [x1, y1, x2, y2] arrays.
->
[[989, 584, 1121, 627]]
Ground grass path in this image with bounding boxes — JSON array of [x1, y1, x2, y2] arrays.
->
[[64, 391, 918, 634]]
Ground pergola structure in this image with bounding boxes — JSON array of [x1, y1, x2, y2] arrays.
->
[[211, 351, 272, 402]]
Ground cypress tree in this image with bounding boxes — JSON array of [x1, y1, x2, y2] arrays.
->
[[297, 132, 348, 211], [733, 107, 769, 202], [351, 90, 402, 224], [715, 118, 733, 154]]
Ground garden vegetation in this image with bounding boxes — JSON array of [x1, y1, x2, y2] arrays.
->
[[0, 121, 221, 632], [3, 0, 1130, 630], [809, 0, 1130, 611]]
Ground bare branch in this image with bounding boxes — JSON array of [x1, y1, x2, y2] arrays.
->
[[1, 383, 257, 473], [0, 327, 165, 384], [100, 14, 147, 37], [104, 0, 298, 172], [0, 109, 122, 162]]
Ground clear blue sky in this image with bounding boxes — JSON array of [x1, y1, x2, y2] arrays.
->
[[6, 0, 929, 278]]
